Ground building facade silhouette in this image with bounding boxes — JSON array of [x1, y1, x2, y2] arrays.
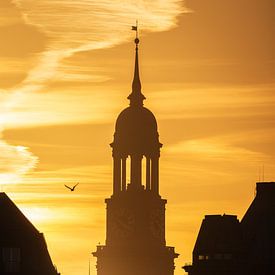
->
[[0, 192, 59, 275], [183, 182, 275, 275], [93, 37, 178, 275]]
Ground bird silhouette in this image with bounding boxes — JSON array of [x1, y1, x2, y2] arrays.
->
[[64, 183, 79, 191]]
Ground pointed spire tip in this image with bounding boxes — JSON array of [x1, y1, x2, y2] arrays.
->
[[127, 23, 145, 107]]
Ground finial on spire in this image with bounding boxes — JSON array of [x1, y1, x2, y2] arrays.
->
[[132, 20, 140, 50], [132, 20, 139, 38], [128, 20, 146, 107]]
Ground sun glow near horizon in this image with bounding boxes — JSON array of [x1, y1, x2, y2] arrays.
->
[[1, 0, 275, 274]]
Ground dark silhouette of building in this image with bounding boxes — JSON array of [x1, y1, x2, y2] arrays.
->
[[183, 182, 275, 275], [183, 214, 244, 275], [0, 192, 60, 275], [241, 182, 275, 275], [93, 37, 178, 275]]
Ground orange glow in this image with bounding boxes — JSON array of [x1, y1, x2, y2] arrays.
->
[[0, 0, 274, 274]]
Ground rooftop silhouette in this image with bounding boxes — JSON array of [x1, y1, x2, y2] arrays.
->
[[183, 182, 275, 275], [241, 182, 275, 275], [0, 192, 60, 275]]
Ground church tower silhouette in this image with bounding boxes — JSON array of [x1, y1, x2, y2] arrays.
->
[[93, 34, 178, 275]]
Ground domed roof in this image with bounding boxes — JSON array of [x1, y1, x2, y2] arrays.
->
[[112, 106, 161, 154], [116, 106, 157, 132], [111, 35, 161, 155]]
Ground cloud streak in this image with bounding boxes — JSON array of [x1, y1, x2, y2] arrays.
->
[[0, 137, 38, 184], [14, 0, 183, 49], [9, 0, 184, 97], [1, 0, 184, 184]]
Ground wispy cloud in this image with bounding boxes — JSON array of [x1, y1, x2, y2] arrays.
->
[[10, 0, 184, 96], [14, 0, 183, 49], [1, 0, 184, 184], [166, 137, 266, 162], [150, 84, 275, 120], [0, 137, 38, 184]]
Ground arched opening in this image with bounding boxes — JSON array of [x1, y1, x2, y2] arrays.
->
[[126, 155, 131, 188], [141, 156, 146, 189], [121, 157, 127, 191]]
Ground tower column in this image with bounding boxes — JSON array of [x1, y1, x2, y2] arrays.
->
[[113, 157, 121, 194], [151, 156, 159, 194], [130, 154, 142, 186]]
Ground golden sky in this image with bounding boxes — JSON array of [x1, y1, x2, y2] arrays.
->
[[1, 0, 275, 274]]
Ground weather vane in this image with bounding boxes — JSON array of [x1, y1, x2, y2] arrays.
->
[[132, 20, 139, 45]]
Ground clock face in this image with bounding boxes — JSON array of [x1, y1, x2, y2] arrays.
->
[[110, 208, 135, 238], [150, 208, 164, 239]]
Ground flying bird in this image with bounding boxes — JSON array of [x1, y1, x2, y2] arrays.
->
[[64, 183, 79, 191]]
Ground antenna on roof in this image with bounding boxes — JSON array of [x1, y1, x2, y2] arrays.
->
[[258, 164, 266, 182]]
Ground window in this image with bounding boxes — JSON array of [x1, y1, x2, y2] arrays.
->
[[198, 255, 205, 260], [2, 248, 21, 272], [198, 254, 210, 260]]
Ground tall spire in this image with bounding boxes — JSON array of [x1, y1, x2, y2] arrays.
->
[[127, 21, 146, 107]]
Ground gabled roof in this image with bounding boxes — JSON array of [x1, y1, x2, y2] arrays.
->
[[0, 192, 39, 237], [0, 192, 59, 275]]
